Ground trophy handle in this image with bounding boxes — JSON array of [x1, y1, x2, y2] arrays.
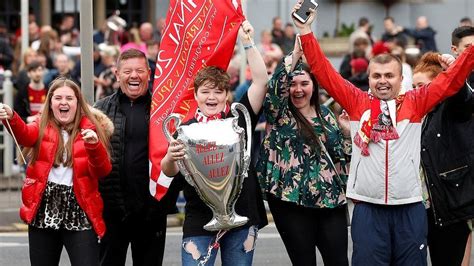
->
[[162, 113, 182, 142], [230, 103, 252, 177], [162, 113, 195, 187]]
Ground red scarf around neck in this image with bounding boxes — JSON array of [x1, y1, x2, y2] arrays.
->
[[194, 103, 230, 123], [353, 95, 404, 156]]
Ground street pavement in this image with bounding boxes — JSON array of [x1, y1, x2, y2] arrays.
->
[[1, 224, 302, 265], [0, 185, 301, 265], [1, 184, 474, 265]]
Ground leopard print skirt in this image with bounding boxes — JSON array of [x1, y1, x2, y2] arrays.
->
[[31, 181, 91, 231]]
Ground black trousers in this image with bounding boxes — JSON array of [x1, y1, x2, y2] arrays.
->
[[267, 195, 349, 266], [99, 214, 167, 266], [29, 226, 99, 266], [427, 208, 471, 266]]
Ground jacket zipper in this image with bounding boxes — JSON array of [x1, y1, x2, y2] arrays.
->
[[439, 165, 468, 178], [31, 126, 59, 223], [420, 160, 441, 226], [385, 140, 389, 204], [420, 159, 441, 225], [352, 160, 361, 188]]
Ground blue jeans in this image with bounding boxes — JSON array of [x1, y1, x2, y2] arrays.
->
[[182, 226, 258, 266]]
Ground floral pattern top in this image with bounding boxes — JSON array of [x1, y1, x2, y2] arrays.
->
[[257, 55, 351, 209]]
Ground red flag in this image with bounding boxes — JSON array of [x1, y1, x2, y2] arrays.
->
[[149, 0, 245, 200]]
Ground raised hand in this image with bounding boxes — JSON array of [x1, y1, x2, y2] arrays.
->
[[292, 1, 317, 35], [239, 20, 255, 46], [438, 54, 455, 70], [81, 129, 99, 144]]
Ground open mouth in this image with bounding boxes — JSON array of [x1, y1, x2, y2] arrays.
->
[[293, 92, 305, 99], [292, 91, 307, 101], [206, 103, 218, 108], [377, 86, 390, 92], [59, 107, 70, 114], [128, 81, 140, 89]]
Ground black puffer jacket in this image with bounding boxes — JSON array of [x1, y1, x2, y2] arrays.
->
[[421, 77, 474, 226], [94, 90, 179, 222]]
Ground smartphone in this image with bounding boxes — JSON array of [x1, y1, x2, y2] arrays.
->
[[292, 0, 318, 23]]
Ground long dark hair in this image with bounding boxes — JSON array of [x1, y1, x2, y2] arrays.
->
[[287, 63, 326, 151]]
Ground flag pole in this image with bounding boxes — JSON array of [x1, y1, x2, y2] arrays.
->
[[21, 0, 29, 59], [80, 0, 94, 104], [239, 0, 248, 85]]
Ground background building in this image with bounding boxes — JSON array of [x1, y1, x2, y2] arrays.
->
[[0, 0, 471, 54]]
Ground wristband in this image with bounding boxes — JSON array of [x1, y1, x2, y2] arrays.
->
[[243, 43, 255, 50]]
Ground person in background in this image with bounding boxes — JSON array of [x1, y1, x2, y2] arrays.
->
[[271, 16, 285, 47], [0, 77, 112, 266], [349, 17, 373, 55], [414, 26, 474, 266], [71, 44, 106, 86], [93, 21, 107, 45], [13, 48, 38, 91], [145, 40, 159, 90], [14, 61, 47, 123], [154, 18, 166, 43], [401, 16, 438, 54], [139, 22, 154, 44], [340, 37, 370, 79], [58, 14, 79, 47], [390, 45, 413, 92], [0, 21, 14, 70], [28, 22, 41, 45], [120, 28, 147, 55], [280, 23, 297, 55], [370, 40, 391, 58], [44, 53, 73, 87], [258, 29, 284, 64], [381, 16, 408, 48], [348, 57, 369, 91], [460, 17, 472, 27], [94, 45, 120, 100], [257, 36, 351, 265], [36, 29, 60, 69]]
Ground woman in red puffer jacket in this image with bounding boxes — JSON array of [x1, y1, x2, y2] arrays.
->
[[0, 77, 112, 266]]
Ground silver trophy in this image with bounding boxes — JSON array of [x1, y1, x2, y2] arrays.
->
[[163, 103, 252, 231]]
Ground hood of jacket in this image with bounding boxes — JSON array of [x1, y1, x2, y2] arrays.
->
[[89, 107, 114, 138]]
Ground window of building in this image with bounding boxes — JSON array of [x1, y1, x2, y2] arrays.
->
[[52, 0, 79, 31], [106, 0, 149, 27], [0, 1, 39, 33]]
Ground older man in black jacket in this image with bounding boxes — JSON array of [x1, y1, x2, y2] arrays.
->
[[94, 49, 178, 266]]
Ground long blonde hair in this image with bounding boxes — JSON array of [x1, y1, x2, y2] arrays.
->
[[23, 77, 110, 167]]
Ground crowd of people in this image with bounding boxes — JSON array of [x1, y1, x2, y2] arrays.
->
[[0, 1, 474, 266]]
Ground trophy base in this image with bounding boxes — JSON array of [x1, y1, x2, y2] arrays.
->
[[203, 214, 249, 231]]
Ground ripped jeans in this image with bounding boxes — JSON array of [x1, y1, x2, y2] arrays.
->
[[181, 225, 258, 266]]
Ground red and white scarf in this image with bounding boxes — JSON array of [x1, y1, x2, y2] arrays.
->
[[194, 103, 230, 123], [353, 94, 404, 156]]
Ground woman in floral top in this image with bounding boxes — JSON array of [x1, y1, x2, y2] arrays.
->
[[257, 37, 351, 266]]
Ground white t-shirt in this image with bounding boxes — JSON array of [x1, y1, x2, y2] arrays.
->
[[47, 130, 73, 186]]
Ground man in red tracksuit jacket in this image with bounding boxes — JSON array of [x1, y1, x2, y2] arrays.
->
[[292, 2, 474, 265]]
